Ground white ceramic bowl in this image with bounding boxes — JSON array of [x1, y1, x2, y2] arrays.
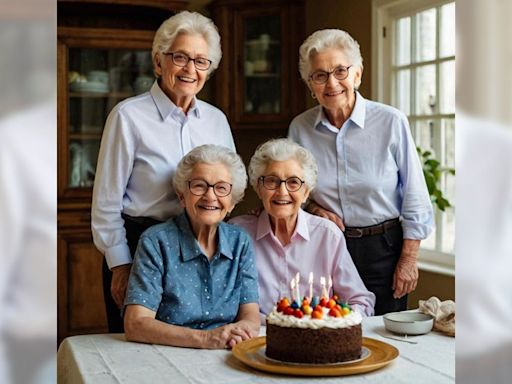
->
[[383, 312, 434, 335]]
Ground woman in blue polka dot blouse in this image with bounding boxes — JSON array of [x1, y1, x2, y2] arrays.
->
[[124, 145, 260, 349]]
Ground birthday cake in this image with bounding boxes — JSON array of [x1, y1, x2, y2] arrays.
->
[[266, 295, 363, 364]]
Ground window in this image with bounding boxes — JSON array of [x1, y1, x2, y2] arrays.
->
[[373, 0, 455, 273]]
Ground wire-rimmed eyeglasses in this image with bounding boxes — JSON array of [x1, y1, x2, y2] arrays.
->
[[309, 65, 352, 84], [188, 179, 232, 197], [259, 175, 305, 192], [163, 52, 212, 71]]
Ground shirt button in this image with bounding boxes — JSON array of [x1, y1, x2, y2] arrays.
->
[[206, 296, 210, 300], [205, 311, 209, 315]]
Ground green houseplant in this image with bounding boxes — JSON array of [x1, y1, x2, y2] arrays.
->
[[416, 147, 455, 211]]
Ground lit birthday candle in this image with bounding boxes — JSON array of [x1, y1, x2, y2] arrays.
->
[[320, 276, 327, 298], [328, 276, 333, 298], [295, 272, 301, 301], [290, 278, 296, 302], [308, 272, 314, 299]]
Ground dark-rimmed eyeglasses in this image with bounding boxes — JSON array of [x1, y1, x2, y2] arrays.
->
[[188, 179, 232, 197], [309, 65, 352, 84], [259, 176, 305, 192], [163, 52, 212, 71]]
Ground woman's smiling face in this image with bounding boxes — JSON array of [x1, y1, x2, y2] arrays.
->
[[155, 33, 209, 104], [256, 159, 310, 224], [309, 48, 362, 113], [179, 162, 234, 228]]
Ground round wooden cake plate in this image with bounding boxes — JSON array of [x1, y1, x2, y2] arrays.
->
[[232, 336, 399, 376]]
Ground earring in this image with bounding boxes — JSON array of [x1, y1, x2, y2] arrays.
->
[[310, 91, 317, 99]]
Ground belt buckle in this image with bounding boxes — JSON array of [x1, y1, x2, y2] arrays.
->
[[346, 228, 363, 238]]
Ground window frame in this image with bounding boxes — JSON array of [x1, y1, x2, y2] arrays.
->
[[372, 0, 455, 275]]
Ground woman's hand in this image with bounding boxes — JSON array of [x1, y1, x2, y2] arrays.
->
[[111, 264, 131, 308], [203, 322, 256, 349], [225, 320, 259, 349], [392, 240, 420, 298], [306, 200, 345, 231]]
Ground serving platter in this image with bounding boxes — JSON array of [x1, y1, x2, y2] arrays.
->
[[232, 336, 399, 376]]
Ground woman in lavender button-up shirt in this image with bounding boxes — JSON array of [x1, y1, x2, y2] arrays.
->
[[230, 139, 375, 322]]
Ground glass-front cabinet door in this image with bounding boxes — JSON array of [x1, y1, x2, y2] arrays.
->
[[67, 48, 154, 188], [242, 15, 281, 115], [58, 28, 154, 198], [211, 0, 305, 131]]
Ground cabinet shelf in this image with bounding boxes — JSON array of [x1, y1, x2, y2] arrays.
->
[[69, 133, 102, 140]]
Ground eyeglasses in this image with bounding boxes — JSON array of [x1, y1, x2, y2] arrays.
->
[[163, 52, 212, 71], [259, 176, 305, 192], [309, 65, 352, 84], [188, 179, 232, 197]]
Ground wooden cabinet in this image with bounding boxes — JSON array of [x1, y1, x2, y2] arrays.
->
[[210, 0, 305, 131], [57, 0, 187, 343]]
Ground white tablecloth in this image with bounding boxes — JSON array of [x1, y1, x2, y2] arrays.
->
[[57, 316, 454, 383]]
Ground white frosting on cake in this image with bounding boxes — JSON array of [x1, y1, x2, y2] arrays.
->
[[266, 306, 362, 329]]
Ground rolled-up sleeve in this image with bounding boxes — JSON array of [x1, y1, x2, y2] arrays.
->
[[395, 112, 434, 240]]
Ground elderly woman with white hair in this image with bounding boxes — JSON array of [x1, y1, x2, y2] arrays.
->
[[92, 11, 236, 332], [124, 145, 259, 349], [288, 29, 433, 315], [230, 138, 375, 321]]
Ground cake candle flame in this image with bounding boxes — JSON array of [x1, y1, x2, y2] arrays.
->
[[295, 272, 301, 302], [320, 276, 327, 298], [328, 276, 333, 297], [290, 278, 295, 302]]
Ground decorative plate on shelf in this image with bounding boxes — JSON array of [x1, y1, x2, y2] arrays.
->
[[70, 81, 109, 94], [232, 337, 399, 377]]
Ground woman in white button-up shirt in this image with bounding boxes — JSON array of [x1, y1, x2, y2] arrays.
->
[[91, 11, 235, 332]]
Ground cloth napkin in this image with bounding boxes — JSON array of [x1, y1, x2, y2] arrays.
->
[[419, 296, 455, 337]]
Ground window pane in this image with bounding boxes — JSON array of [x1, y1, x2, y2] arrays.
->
[[440, 2, 455, 57], [440, 60, 455, 114], [422, 228, 436, 250], [443, 207, 455, 253], [442, 118, 455, 254], [415, 8, 436, 62], [415, 64, 436, 115], [395, 17, 411, 65], [415, 119, 435, 152], [395, 69, 410, 114]]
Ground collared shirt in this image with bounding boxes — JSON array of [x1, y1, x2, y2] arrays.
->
[[91, 81, 235, 268], [125, 212, 259, 330], [230, 209, 375, 318], [288, 92, 433, 240]]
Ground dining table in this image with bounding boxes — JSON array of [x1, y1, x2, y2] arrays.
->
[[57, 315, 454, 383]]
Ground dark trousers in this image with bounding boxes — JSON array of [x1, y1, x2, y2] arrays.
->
[[346, 224, 407, 315], [102, 214, 162, 333]]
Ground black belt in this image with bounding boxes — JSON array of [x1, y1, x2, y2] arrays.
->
[[122, 213, 162, 228], [345, 218, 401, 238]]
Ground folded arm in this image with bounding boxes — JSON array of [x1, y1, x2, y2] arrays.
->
[[124, 303, 260, 349]]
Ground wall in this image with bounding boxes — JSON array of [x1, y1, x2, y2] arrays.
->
[[409, 270, 455, 307], [304, 0, 373, 107]]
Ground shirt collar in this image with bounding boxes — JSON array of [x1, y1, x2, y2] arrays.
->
[[150, 81, 201, 121], [176, 212, 233, 261], [255, 209, 310, 242], [314, 91, 366, 131]]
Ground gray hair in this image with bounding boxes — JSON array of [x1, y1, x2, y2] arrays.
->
[[152, 11, 222, 77], [299, 29, 363, 84], [173, 145, 247, 205], [248, 138, 318, 192]]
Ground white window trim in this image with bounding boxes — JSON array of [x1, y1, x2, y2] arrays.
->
[[372, 0, 454, 274]]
